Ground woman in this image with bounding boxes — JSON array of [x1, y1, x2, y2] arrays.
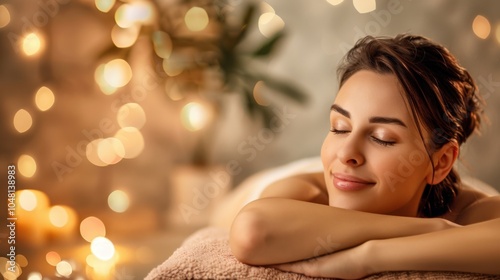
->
[[227, 34, 500, 279]]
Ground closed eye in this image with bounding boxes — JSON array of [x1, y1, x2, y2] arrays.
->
[[371, 136, 396, 147], [330, 128, 350, 134]]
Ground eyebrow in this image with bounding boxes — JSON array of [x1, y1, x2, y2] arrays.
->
[[330, 104, 407, 128]]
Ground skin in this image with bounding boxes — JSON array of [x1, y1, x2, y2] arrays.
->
[[227, 70, 500, 279]]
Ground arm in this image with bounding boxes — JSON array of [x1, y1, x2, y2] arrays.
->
[[229, 197, 454, 265]]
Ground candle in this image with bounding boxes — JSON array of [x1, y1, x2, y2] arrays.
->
[[48, 205, 78, 242]]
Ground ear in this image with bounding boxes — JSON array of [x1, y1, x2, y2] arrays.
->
[[426, 141, 459, 185]]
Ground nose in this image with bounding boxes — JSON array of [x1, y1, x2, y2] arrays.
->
[[337, 134, 365, 167]]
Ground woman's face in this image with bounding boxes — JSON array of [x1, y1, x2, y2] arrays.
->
[[321, 70, 433, 216]]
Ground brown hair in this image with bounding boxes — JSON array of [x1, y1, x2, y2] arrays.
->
[[337, 34, 484, 217]]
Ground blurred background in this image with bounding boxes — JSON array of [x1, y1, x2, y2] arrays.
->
[[0, 0, 499, 279]]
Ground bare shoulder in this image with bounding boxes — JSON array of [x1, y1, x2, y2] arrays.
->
[[260, 172, 328, 204], [444, 184, 500, 225]]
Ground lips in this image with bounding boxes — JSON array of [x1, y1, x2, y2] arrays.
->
[[332, 173, 375, 192]]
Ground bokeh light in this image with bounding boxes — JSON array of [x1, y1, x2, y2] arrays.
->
[[95, 0, 115, 13], [95, 63, 118, 95], [103, 59, 132, 88], [472, 15, 491, 39], [13, 109, 33, 133], [115, 2, 155, 28], [49, 206, 69, 228], [0, 5, 11, 28], [152, 31, 173, 59], [46, 251, 61, 266], [184, 7, 209, 32], [18, 154, 37, 178], [80, 216, 106, 242], [16, 255, 28, 267], [108, 190, 130, 213], [22, 32, 42, 56], [496, 24, 500, 45], [27, 272, 42, 280], [326, 0, 344, 5], [111, 24, 140, 48], [91, 237, 115, 261], [97, 137, 125, 165], [35, 86, 55, 111], [162, 55, 185, 77], [181, 102, 211, 131], [55, 261, 72, 277], [114, 127, 145, 159], [18, 190, 49, 211], [353, 0, 376, 13], [258, 13, 285, 38], [86, 138, 108, 167], [117, 103, 146, 129]]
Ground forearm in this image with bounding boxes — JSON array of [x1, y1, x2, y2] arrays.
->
[[230, 198, 451, 265], [368, 218, 500, 275]]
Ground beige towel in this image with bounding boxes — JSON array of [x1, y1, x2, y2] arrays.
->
[[145, 227, 498, 280]]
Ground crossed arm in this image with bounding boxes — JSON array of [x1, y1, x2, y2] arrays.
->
[[228, 174, 500, 278]]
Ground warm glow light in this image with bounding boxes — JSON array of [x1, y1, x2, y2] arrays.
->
[[111, 24, 140, 48], [115, 2, 155, 28], [16, 255, 28, 267], [353, 0, 376, 13], [86, 139, 108, 167], [95, 64, 117, 95], [253, 81, 270, 106], [49, 206, 69, 228], [326, 0, 344, 5], [35, 86, 55, 111], [19, 190, 37, 211], [472, 15, 491, 39], [27, 272, 43, 280], [117, 103, 146, 129], [80, 216, 106, 242], [185, 6, 209, 32], [162, 56, 184, 77], [0, 5, 11, 28], [108, 190, 130, 213], [95, 0, 115, 13], [22, 32, 42, 56], [181, 102, 210, 131], [152, 31, 173, 59], [56, 261, 73, 277], [496, 24, 500, 45], [97, 137, 125, 165], [104, 59, 132, 88], [13, 109, 33, 133], [258, 13, 285, 38], [46, 251, 61, 266], [91, 237, 115, 261], [114, 127, 144, 158], [18, 154, 37, 178]]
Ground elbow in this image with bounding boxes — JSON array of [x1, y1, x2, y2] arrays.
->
[[229, 205, 269, 265]]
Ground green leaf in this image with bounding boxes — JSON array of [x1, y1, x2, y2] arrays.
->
[[251, 31, 285, 57], [256, 75, 308, 104], [234, 4, 256, 46]]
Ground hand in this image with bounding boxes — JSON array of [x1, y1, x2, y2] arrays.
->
[[272, 242, 373, 279]]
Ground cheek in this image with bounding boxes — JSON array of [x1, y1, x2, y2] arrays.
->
[[321, 134, 334, 167]]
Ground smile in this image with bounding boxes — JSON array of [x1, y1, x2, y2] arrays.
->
[[332, 173, 375, 192]]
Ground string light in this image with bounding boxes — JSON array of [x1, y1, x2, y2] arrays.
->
[[91, 237, 115, 261], [86, 139, 108, 167], [152, 31, 173, 59], [27, 272, 43, 280], [115, 2, 155, 28], [181, 102, 211, 131], [111, 24, 140, 48], [49, 206, 69, 228], [117, 103, 146, 129], [46, 251, 61, 266], [95, 63, 118, 95], [95, 0, 115, 13], [103, 59, 132, 88], [114, 127, 144, 159], [97, 137, 125, 165], [258, 13, 285, 38], [55, 261, 73, 277], [326, 0, 344, 5]]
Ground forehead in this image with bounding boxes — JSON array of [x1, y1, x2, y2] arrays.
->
[[335, 70, 411, 122]]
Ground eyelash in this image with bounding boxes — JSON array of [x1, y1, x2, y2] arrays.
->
[[329, 128, 396, 147]]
